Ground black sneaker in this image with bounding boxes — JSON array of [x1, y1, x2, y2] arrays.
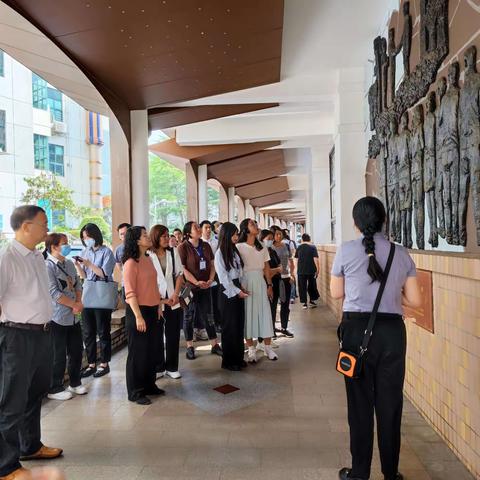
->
[[186, 346, 196, 360], [135, 396, 151, 406], [81, 366, 96, 378], [281, 329, 294, 338], [93, 364, 110, 378], [302, 303, 308, 309], [309, 301, 317, 308], [211, 344, 223, 356], [338, 468, 362, 480], [385, 474, 403, 480], [145, 386, 165, 396]]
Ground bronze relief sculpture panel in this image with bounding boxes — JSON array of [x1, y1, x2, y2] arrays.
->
[[411, 105, 425, 249]]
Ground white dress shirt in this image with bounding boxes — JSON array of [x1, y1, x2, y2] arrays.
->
[[0, 240, 53, 324], [149, 248, 184, 310], [202, 235, 218, 255], [214, 250, 242, 299]]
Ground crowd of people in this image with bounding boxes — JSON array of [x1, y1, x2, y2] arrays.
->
[[0, 197, 420, 480]]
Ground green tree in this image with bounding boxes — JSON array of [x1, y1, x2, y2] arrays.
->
[[207, 186, 220, 220], [149, 153, 187, 227]]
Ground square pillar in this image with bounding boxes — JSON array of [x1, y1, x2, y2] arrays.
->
[[198, 164, 208, 222], [228, 187, 235, 223], [186, 161, 198, 222]]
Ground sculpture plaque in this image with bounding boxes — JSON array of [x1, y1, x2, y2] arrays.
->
[[398, 112, 413, 248], [436, 77, 447, 239], [411, 105, 425, 249], [387, 117, 401, 242]]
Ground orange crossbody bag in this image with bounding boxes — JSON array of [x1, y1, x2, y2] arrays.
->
[[336, 243, 395, 379]]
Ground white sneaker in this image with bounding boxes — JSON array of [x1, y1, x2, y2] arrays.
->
[[166, 370, 182, 379], [48, 390, 73, 401], [256, 340, 265, 351], [264, 345, 278, 361], [156, 371, 166, 379], [271, 339, 280, 349], [302, 303, 308, 309], [68, 385, 88, 395], [248, 346, 257, 363]]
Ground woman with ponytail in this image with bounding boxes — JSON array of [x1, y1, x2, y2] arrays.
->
[[330, 196, 421, 480]]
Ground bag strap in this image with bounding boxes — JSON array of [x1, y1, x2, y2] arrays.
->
[[360, 242, 396, 355], [170, 248, 176, 286]]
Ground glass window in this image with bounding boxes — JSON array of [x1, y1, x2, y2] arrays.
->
[[34, 134, 48, 170], [0, 50, 4, 77], [47, 88, 63, 121], [52, 209, 65, 227], [32, 73, 48, 110], [0, 110, 5, 152], [48, 144, 64, 176]]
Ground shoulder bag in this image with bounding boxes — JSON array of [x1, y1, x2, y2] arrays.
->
[[336, 243, 395, 379], [82, 271, 118, 310]]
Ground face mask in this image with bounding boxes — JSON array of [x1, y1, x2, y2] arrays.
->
[[85, 238, 95, 249], [264, 240, 273, 248], [60, 244, 72, 257]]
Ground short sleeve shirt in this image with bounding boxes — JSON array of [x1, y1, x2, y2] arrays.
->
[[295, 243, 319, 275], [177, 239, 214, 282], [81, 245, 116, 281], [272, 243, 291, 278], [331, 233, 416, 315], [114, 244, 125, 264], [236, 243, 270, 272]]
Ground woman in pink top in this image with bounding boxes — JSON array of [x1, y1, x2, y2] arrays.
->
[[122, 226, 164, 405]]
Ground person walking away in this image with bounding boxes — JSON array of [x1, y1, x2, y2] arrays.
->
[[123, 227, 165, 405], [150, 225, 185, 379], [177, 221, 222, 360], [45, 233, 87, 401], [330, 197, 421, 480], [271, 229, 295, 337], [215, 222, 249, 371], [0, 206, 63, 480], [237, 219, 278, 363], [75, 223, 116, 379], [295, 233, 320, 309]]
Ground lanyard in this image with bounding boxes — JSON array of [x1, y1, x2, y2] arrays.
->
[[193, 242, 204, 260]]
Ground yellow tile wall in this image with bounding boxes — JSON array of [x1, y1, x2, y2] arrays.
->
[[316, 245, 480, 478]]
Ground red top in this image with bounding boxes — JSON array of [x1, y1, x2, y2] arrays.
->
[[123, 254, 161, 306]]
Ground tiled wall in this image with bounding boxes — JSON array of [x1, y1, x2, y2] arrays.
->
[[316, 245, 480, 478]]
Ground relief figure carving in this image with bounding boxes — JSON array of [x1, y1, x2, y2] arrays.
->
[[424, 91, 439, 247], [411, 105, 426, 249], [398, 112, 413, 248], [435, 77, 447, 239], [397, 1, 413, 77], [387, 117, 401, 242], [437, 63, 460, 245], [459, 46, 480, 246], [388, 28, 398, 104]]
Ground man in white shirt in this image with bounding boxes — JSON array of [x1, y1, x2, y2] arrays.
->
[[0, 206, 63, 480]]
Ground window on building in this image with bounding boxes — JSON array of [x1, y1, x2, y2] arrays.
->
[[48, 144, 64, 176], [34, 134, 48, 170], [47, 88, 63, 121], [52, 209, 66, 227], [32, 73, 48, 110], [0, 110, 6, 152], [329, 147, 336, 242], [0, 50, 4, 77]]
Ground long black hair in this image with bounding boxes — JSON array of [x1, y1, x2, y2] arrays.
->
[[238, 218, 263, 251], [352, 197, 386, 283], [122, 226, 147, 264], [80, 223, 103, 247], [259, 229, 273, 242], [218, 222, 243, 272], [182, 221, 196, 242]]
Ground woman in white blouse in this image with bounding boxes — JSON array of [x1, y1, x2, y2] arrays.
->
[[214, 222, 249, 371], [149, 225, 185, 379], [237, 218, 278, 363]]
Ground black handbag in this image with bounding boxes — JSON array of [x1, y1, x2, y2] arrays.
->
[[336, 243, 395, 379]]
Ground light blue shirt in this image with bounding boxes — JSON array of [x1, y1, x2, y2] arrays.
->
[[214, 250, 242, 299], [81, 245, 115, 281]]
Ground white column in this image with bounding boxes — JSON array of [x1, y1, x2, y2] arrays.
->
[[198, 164, 208, 221], [130, 110, 149, 227], [310, 146, 333, 244], [334, 68, 366, 243], [228, 187, 236, 223]]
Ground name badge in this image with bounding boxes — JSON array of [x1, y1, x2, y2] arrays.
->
[[199, 259, 207, 271]]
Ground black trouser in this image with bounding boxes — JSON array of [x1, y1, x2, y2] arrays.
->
[[0, 326, 52, 477], [50, 322, 83, 394], [183, 289, 217, 342], [218, 282, 245, 368], [155, 305, 183, 373], [125, 305, 159, 401], [81, 308, 112, 364], [270, 278, 292, 330], [211, 282, 222, 331], [298, 274, 319, 304], [339, 312, 406, 480]]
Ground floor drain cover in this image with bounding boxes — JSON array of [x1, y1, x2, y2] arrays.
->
[[213, 384, 240, 395]]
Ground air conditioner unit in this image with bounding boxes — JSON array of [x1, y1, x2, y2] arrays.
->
[[52, 120, 67, 135]]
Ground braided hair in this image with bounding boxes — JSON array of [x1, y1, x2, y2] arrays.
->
[[352, 197, 386, 283]]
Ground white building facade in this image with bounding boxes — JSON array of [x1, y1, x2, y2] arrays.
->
[[0, 49, 110, 236]]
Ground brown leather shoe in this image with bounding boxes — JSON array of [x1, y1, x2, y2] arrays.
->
[[20, 446, 63, 461], [0, 467, 32, 479]]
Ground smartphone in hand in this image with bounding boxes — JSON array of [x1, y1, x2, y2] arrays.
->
[[73, 256, 84, 263]]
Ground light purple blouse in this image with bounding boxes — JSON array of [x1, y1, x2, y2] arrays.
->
[[331, 233, 416, 315]]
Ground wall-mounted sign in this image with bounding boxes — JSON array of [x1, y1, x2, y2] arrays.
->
[[404, 268, 434, 333]]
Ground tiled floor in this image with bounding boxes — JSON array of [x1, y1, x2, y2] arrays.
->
[[37, 304, 475, 480]]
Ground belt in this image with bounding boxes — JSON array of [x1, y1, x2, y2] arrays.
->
[[0, 321, 51, 332]]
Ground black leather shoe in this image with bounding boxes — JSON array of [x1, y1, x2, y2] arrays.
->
[[385, 474, 403, 480], [135, 396, 151, 405], [222, 365, 241, 371], [145, 386, 165, 396], [281, 329, 294, 338], [211, 344, 223, 356], [80, 366, 96, 378], [186, 346, 196, 360], [240, 360, 248, 368], [338, 467, 365, 480], [93, 364, 110, 378]]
